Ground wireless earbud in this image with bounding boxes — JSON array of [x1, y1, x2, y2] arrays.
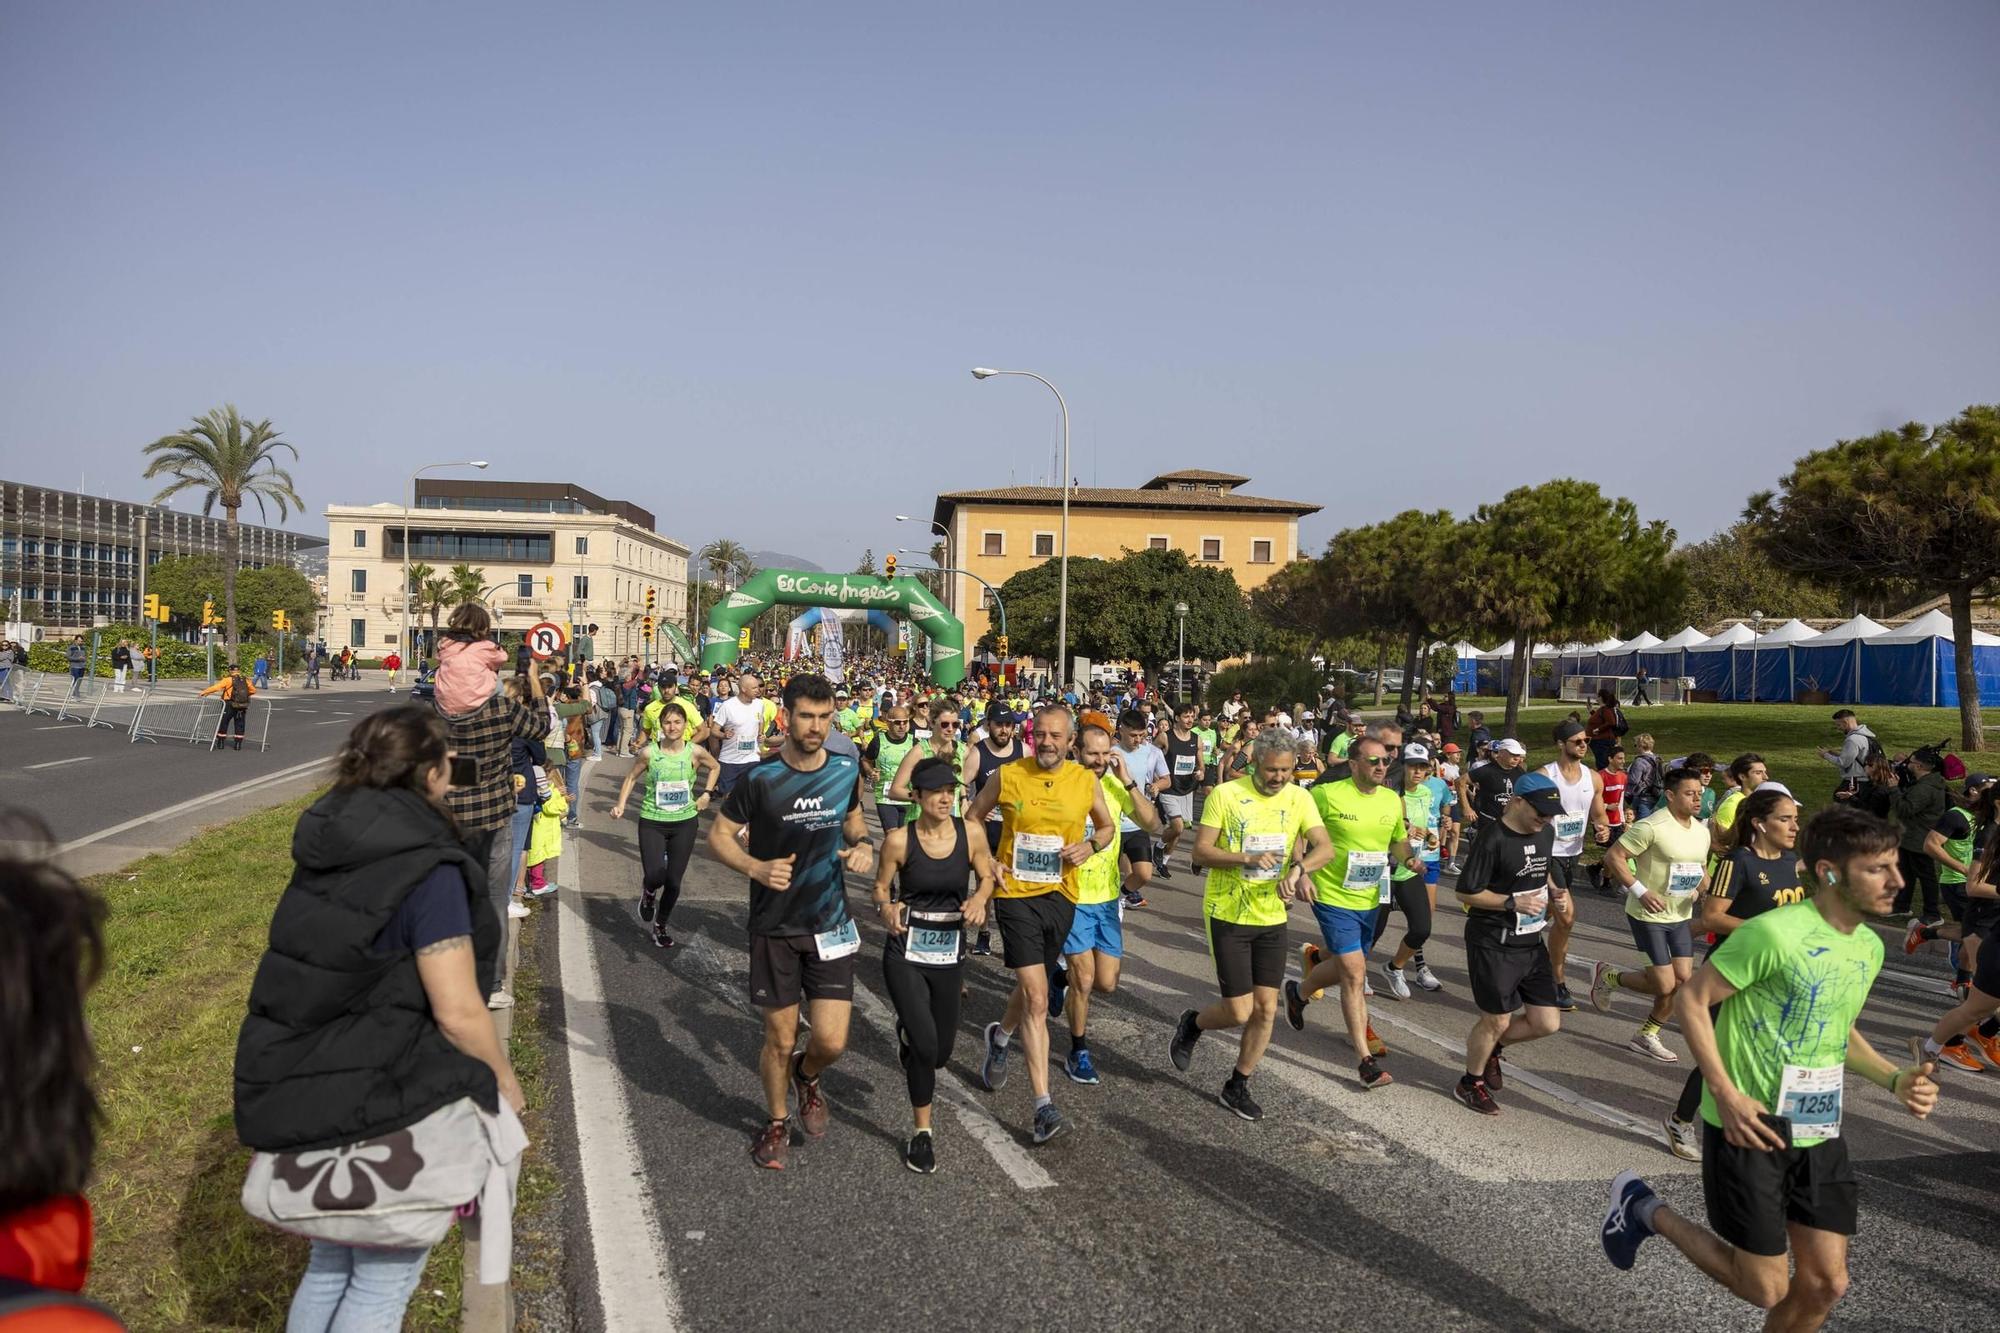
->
[[1823, 870, 1837, 887]]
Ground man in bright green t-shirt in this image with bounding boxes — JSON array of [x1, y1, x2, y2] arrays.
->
[[1284, 736, 1421, 1090], [1053, 723, 1160, 1086], [1600, 805, 1937, 1331], [1168, 729, 1331, 1122]]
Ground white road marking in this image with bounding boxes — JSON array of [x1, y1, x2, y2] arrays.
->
[[33, 724, 73, 731], [55, 756, 335, 853], [556, 840, 683, 1329], [314, 719, 349, 726], [25, 756, 92, 770], [1117, 974, 1181, 996]]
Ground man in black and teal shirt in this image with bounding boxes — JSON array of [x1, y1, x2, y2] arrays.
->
[[710, 673, 877, 1171]]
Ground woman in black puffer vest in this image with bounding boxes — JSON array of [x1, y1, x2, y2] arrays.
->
[[234, 706, 523, 1328]]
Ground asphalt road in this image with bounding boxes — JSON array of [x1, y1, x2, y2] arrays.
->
[[0, 676, 404, 874], [553, 756, 2000, 1333]]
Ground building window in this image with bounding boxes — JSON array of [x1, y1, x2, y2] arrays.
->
[[981, 587, 1000, 610], [1251, 539, 1273, 564], [517, 574, 534, 598], [350, 569, 367, 594], [573, 575, 589, 600], [353, 529, 367, 547], [981, 531, 1005, 557], [1200, 537, 1222, 562], [1031, 532, 1055, 558], [1147, 535, 1170, 551], [349, 618, 366, 648], [575, 536, 588, 555]]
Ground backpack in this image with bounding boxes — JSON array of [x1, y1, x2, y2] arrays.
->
[[227, 676, 252, 706], [1611, 705, 1629, 737], [1861, 732, 1886, 767]]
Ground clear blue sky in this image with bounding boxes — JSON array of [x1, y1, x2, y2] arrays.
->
[[3, 1, 1995, 569]]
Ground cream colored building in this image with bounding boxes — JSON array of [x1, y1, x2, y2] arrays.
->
[[324, 480, 688, 661]]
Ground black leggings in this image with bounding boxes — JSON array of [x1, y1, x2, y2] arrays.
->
[[881, 946, 962, 1108], [637, 818, 699, 925], [1370, 874, 1433, 952]]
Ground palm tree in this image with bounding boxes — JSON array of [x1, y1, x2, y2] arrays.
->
[[446, 562, 487, 610], [407, 562, 451, 656], [698, 539, 755, 590], [142, 405, 303, 654]]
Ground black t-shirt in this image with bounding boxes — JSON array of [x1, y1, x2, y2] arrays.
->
[[1164, 729, 1203, 795], [1933, 808, 1974, 844], [371, 864, 473, 953], [1457, 819, 1556, 950], [1466, 762, 1516, 821], [1707, 846, 1804, 924]]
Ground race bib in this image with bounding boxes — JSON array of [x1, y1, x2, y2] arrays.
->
[[1242, 832, 1287, 883], [813, 919, 861, 961], [728, 734, 757, 759], [1666, 861, 1704, 896], [1552, 813, 1586, 842], [1011, 832, 1064, 884], [1344, 851, 1389, 893], [904, 924, 961, 968], [653, 778, 691, 811], [1173, 753, 1198, 776], [1514, 895, 1549, 936], [1776, 1063, 1843, 1139]]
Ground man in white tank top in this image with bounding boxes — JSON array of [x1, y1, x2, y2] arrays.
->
[[1541, 719, 1609, 1012]]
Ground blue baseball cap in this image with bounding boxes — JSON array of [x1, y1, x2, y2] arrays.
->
[[1509, 771, 1566, 817]]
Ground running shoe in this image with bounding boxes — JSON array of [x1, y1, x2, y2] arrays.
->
[[1411, 963, 1444, 992], [751, 1119, 790, 1170], [1382, 965, 1412, 1000], [486, 991, 514, 1010], [528, 883, 557, 900], [1968, 1028, 2000, 1068], [1299, 942, 1328, 1000], [1123, 890, 1148, 909], [1362, 973, 1375, 998], [651, 923, 674, 950], [1358, 1057, 1393, 1090], [639, 888, 657, 922], [1032, 1103, 1066, 1145], [1218, 1079, 1263, 1122], [1600, 1171, 1657, 1271], [1935, 1040, 1984, 1073], [790, 1051, 830, 1138], [1590, 961, 1618, 1013], [1904, 918, 1929, 955], [1154, 859, 1173, 882], [980, 1021, 1010, 1090], [1453, 1076, 1499, 1116], [1948, 978, 1971, 1000], [1064, 1047, 1100, 1085], [1483, 1047, 1503, 1092], [1170, 1008, 1202, 1071], [1554, 982, 1577, 1013], [972, 931, 993, 957], [1048, 964, 1068, 1018], [1629, 1031, 1679, 1063], [1367, 1024, 1388, 1058], [904, 1129, 936, 1175], [1663, 1116, 1702, 1162], [506, 900, 531, 920], [1282, 980, 1308, 1032]]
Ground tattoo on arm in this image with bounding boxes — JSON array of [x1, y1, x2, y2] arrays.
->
[[417, 934, 472, 957]]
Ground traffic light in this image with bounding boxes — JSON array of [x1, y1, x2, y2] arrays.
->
[[996, 634, 1010, 659], [545, 576, 555, 592], [642, 615, 654, 638], [202, 598, 217, 627], [142, 593, 161, 621], [646, 585, 657, 614], [884, 554, 897, 578], [272, 610, 291, 632]]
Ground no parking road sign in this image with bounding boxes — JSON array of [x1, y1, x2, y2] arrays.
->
[[527, 621, 568, 661]]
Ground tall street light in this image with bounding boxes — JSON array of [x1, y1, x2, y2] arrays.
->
[[404, 460, 489, 661], [971, 367, 1071, 695], [1175, 600, 1189, 698], [894, 515, 952, 613]]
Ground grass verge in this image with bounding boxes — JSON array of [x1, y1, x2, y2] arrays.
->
[[82, 794, 557, 1330]]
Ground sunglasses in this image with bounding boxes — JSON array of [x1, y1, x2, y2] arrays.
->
[[935, 721, 960, 730], [1358, 756, 1390, 767]]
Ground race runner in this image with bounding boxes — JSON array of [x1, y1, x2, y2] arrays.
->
[[1911, 771, 1996, 1007], [1458, 736, 1527, 849], [1158, 700, 1204, 875], [1450, 772, 1568, 1115], [1114, 708, 1171, 906], [861, 704, 918, 832], [871, 756, 996, 1174], [960, 705, 1025, 956], [1663, 786, 1803, 1160], [1376, 742, 1449, 997], [711, 670, 773, 798], [609, 702, 720, 949], [705, 674, 876, 1170], [966, 704, 1115, 1145], [887, 699, 965, 822], [1284, 735, 1423, 1089], [1591, 764, 1714, 1062], [1917, 782, 2000, 1070], [1601, 806, 1938, 1333], [1057, 723, 1160, 1085], [1171, 728, 1332, 1119], [1542, 720, 1611, 1011]]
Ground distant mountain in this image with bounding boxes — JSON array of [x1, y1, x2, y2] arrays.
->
[[692, 549, 823, 581]]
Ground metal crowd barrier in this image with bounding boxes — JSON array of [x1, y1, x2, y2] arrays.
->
[[84, 683, 153, 732], [55, 673, 116, 724], [130, 694, 273, 751], [16, 671, 71, 716]]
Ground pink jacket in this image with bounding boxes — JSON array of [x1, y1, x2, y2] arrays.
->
[[436, 637, 507, 715]]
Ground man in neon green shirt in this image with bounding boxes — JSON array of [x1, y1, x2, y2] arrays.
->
[[1168, 729, 1332, 1122], [1053, 722, 1161, 1086], [1601, 805, 1936, 1332], [1284, 736, 1421, 1090]]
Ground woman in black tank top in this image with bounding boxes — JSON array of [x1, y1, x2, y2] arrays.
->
[[872, 756, 997, 1173]]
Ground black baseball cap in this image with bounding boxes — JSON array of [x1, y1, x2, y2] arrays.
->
[[909, 756, 960, 792]]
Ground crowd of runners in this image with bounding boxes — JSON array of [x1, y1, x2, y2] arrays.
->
[[564, 652, 1981, 1332]]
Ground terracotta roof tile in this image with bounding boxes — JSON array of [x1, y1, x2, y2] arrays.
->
[[934, 484, 1320, 516]]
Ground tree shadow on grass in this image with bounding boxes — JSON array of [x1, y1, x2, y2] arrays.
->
[[169, 1115, 304, 1330]]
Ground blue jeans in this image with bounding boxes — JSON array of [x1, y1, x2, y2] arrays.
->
[[1630, 796, 1657, 822], [509, 803, 536, 893], [589, 716, 606, 760], [286, 1238, 431, 1332], [563, 756, 582, 822]]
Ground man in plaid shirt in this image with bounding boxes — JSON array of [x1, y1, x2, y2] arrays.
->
[[442, 668, 549, 999]]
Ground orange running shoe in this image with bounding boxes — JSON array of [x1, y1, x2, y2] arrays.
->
[[1300, 942, 1328, 1001], [1367, 1024, 1388, 1058], [1967, 1028, 2000, 1069], [1935, 1040, 1984, 1073]]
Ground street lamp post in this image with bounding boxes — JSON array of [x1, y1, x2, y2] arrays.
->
[[1175, 600, 1189, 699], [403, 460, 488, 663], [1749, 609, 1765, 705], [895, 515, 952, 614], [897, 556, 1006, 645], [971, 368, 1071, 696]]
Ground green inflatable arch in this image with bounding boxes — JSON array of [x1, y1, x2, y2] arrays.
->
[[698, 568, 967, 688]]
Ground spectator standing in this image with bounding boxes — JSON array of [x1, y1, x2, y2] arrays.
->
[[1626, 734, 1664, 822], [1884, 746, 1950, 922], [109, 640, 133, 694], [1584, 687, 1623, 770], [65, 636, 88, 698], [1820, 708, 1880, 797]]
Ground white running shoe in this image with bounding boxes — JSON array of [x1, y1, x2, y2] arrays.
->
[[486, 991, 515, 1010], [1362, 973, 1375, 998], [507, 900, 531, 920], [1411, 963, 1444, 992], [1629, 1030, 1678, 1063], [1382, 965, 1412, 1000], [1663, 1115, 1702, 1161]]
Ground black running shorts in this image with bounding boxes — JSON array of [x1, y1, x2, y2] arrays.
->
[[748, 933, 857, 1010], [1700, 1122, 1858, 1256], [1119, 827, 1155, 867], [995, 893, 1077, 974], [1207, 917, 1287, 998], [1465, 937, 1561, 1015]]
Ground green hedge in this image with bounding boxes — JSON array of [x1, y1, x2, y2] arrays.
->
[[1203, 657, 1326, 714], [20, 624, 315, 680]]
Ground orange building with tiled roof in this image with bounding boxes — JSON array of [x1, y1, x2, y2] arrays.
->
[[932, 470, 1321, 648]]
